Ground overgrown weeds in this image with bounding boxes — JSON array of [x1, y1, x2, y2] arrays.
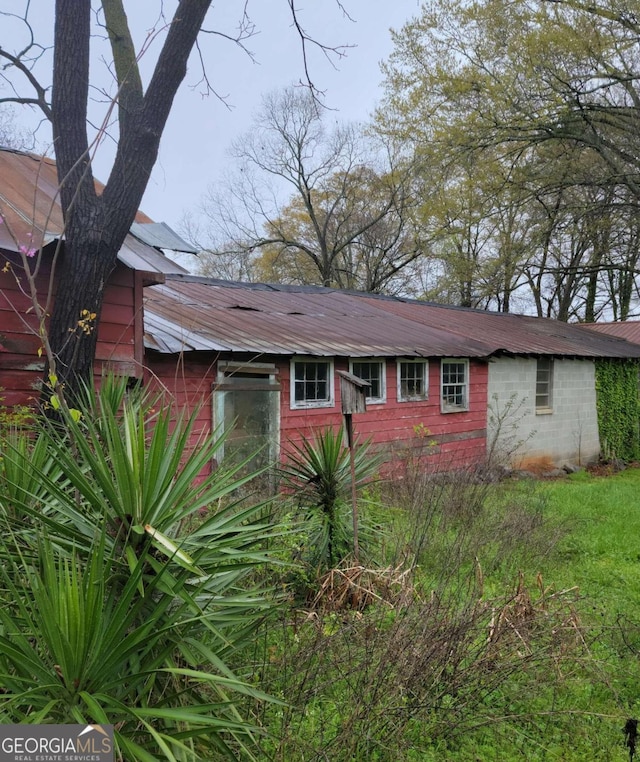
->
[[241, 441, 606, 761], [5, 390, 638, 759], [310, 563, 414, 611], [249, 568, 587, 761]]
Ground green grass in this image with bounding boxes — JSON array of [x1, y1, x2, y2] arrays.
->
[[249, 466, 640, 761], [540, 468, 640, 612]]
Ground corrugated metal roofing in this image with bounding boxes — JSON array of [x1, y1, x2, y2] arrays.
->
[[583, 321, 640, 345], [0, 148, 188, 275], [130, 221, 198, 254], [143, 275, 640, 360]]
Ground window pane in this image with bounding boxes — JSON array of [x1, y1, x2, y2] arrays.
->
[[441, 360, 468, 411], [294, 361, 331, 404], [222, 388, 278, 471], [399, 361, 427, 399], [443, 362, 465, 385], [536, 358, 552, 409], [352, 361, 382, 400]]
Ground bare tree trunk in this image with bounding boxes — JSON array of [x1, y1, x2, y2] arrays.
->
[[47, 0, 213, 402]]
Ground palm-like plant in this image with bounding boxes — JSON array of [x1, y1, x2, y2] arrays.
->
[[279, 427, 381, 571], [0, 376, 279, 760]]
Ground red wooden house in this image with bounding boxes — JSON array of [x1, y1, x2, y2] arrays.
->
[[0, 148, 189, 408], [145, 276, 638, 476], [143, 277, 490, 471], [142, 275, 640, 472], [4, 148, 640, 473]]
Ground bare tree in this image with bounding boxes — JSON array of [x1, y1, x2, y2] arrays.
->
[[199, 86, 421, 293], [0, 106, 30, 149], [0, 1, 348, 401]]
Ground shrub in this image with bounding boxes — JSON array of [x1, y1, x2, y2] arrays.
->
[[0, 386, 32, 432], [0, 376, 279, 760], [595, 359, 640, 462], [279, 427, 382, 574]]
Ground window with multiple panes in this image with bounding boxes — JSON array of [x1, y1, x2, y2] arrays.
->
[[397, 359, 428, 401], [535, 357, 553, 411], [350, 360, 386, 403], [291, 359, 334, 408], [441, 359, 469, 412], [288, 356, 477, 410]]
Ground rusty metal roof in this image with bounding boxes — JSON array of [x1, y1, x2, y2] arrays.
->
[[0, 148, 187, 275], [143, 275, 640, 360], [582, 321, 640, 345]]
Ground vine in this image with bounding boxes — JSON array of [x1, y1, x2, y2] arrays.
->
[[595, 359, 640, 462]]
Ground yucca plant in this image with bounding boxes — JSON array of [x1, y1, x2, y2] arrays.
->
[[279, 427, 382, 572], [0, 375, 282, 760]]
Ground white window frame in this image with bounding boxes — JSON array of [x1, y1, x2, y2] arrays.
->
[[535, 357, 554, 413], [349, 358, 387, 404], [397, 359, 429, 402], [440, 358, 469, 413], [290, 357, 335, 409]]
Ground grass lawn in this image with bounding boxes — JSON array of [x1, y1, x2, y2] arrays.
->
[[252, 466, 640, 761], [541, 468, 640, 612], [472, 466, 640, 761]]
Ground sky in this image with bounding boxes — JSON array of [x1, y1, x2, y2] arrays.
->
[[4, 1, 422, 238], [137, 1, 421, 230]]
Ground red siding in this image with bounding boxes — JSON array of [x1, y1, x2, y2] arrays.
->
[[145, 353, 215, 430], [144, 353, 218, 476], [280, 359, 487, 471], [0, 250, 141, 408], [2, 240, 489, 474], [145, 352, 488, 473]]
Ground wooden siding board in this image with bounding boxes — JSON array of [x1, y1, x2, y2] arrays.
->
[[0, 354, 45, 371], [95, 323, 135, 344], [0, 332, 42, 356], [134, 271, 144, 369], [94, 344, 138, 362], [277, 356, 488, 469], [0, 253, 141, 397]]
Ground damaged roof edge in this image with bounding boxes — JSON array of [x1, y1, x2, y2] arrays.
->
[[130, 222, 198, 254], [0, 148, 190, 276]]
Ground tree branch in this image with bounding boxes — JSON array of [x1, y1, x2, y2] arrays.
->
[[102, 0, 144, 136], [52, 0, 96, 217], [0, 46, 51, 119], [286, 0, 353, 101]]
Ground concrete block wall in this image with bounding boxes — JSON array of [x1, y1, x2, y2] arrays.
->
[[487, 357, 600, 468]]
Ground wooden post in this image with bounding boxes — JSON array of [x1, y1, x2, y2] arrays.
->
[[336, 371, 369, 566], [344, 411, 360, 562]]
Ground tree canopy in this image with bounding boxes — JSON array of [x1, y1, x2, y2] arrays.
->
[[374, 0, 640, 319], [192, 0, 640, 319], [196, 87, 423, 293]]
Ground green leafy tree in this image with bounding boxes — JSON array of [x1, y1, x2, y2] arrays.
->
[[377, 0, 640, 318]]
